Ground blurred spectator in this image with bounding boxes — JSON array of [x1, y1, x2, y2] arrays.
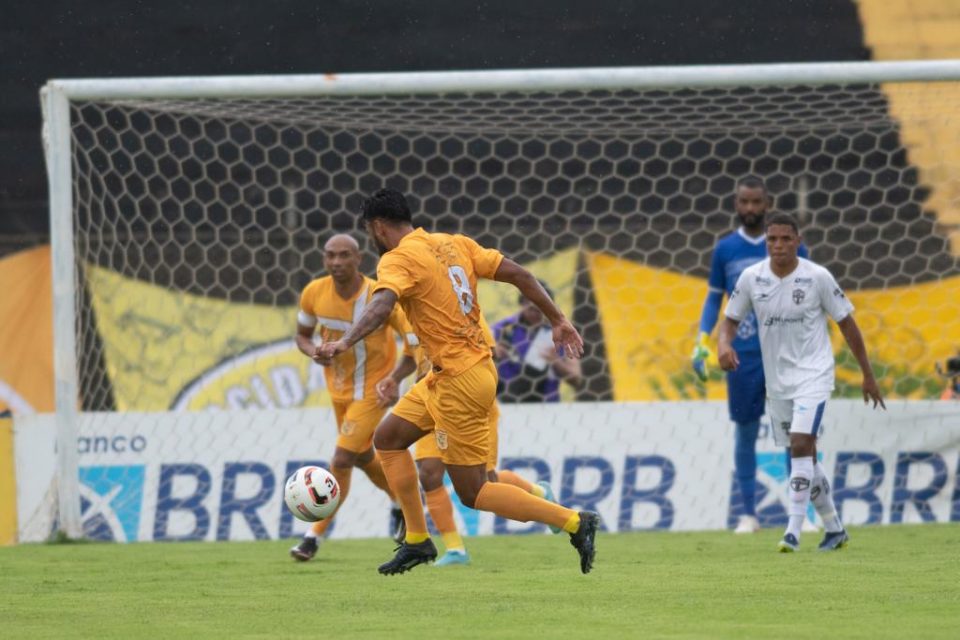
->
[[493, 281, 582, 402], [938, 356, 960, 400]]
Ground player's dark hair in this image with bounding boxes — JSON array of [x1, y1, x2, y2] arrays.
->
[[360, 188, 413, 224], [518, 279, 554, 304], [764, 212, 799, 234], [736, 175, 768, 194]]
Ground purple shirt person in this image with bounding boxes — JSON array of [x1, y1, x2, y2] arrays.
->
[[492, 281, 583, 403]]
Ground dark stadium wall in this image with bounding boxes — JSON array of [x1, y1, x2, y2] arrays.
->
[[1, 0, 869, 252], [0, 1, 880, 407]]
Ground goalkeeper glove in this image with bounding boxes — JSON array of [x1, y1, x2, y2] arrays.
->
[[690, 332, 712, 382]]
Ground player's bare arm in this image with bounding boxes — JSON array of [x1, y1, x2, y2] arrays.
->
[[318, 289, 399, 363], [494, 257, 584, 358], [376, 354, 417, 407], [836, 314, 886, 409], [294, 323, 323, 362], [717, 316, 741, 371]]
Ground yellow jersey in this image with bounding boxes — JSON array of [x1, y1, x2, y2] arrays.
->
[[407, 312, 495, 381], [374, 228, 504, 377], [298, 275, 413, 403]]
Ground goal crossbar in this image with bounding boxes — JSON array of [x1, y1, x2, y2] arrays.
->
[[42, 59, 960, 100]]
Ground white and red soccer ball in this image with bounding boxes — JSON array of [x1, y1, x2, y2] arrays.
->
[[284, 465, 340, 522]]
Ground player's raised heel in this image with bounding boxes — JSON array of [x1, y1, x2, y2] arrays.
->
[[537, 481, 561, 534], [569, 511, 600, 574], [289, 536, 318, 562], [378, 538, 438, 575], [777, 533, 799, 553], [818, 530, 849, 551]]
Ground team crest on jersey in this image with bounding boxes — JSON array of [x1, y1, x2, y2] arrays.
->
[[340, 419, 357, 436], [832, 287, 845, 299], [792, 289, 805, 305], [435, 430, 448, 450], [736, 312, 757, 340]]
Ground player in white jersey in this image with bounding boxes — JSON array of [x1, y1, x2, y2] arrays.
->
[[717, 213, 885, 553]]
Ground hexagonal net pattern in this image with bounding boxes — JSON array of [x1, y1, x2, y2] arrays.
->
[[68, 82, 960, 411]]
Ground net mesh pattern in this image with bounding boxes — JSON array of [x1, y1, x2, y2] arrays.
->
[[69, 83, 960, 409]]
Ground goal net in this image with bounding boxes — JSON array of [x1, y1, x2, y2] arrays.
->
[[33, 62, 960, 542]]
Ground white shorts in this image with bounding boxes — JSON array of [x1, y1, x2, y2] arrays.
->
[[767, 395, 829, 447]]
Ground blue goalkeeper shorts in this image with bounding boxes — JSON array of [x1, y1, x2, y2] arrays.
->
[[726, 354, 765, 425]]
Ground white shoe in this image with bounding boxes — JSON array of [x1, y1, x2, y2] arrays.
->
[[734, 515, 760, 534], [801, 518, 820, 533]]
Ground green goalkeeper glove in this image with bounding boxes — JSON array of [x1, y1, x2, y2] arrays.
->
[[690, 332, 712, 382]]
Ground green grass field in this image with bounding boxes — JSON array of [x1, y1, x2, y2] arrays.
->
[[2, 526, 959, 639]]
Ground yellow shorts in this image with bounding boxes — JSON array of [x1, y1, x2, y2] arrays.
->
[[413, 398, 500, 470], [393, 357, 497, 467], [332, 396, 388, 453]]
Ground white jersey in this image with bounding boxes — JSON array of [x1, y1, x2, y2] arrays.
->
[[724, 257, 854, 400]]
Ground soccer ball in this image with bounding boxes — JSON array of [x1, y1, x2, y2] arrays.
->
[[283, 465, 340, 522]]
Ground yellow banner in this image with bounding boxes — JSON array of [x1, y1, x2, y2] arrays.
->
[[838, 279, 960, 398], [88, 265, 312, 411], [0, 415, 15, 545], [88, 249, 579, 410], [0, 246, 54, 415], [587, 252, 724, 401], [588, 252, 960, 401]]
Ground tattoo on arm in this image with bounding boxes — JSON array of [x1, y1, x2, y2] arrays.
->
[[340, 290, 398, 348]]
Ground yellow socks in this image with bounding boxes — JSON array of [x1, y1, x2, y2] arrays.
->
[[497, 469, 545, 497], [474, 481, 579, 533], [361, 453, 396, 502], [378, 449, 429, 543], [425, 487, 464, 552], [561, 512, 581, 534]]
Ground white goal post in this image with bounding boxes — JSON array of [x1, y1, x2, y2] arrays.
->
[[40, 60, 960, 540]]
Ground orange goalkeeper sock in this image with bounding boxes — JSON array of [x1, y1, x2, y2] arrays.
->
[[497, 469, 545, 498], [361, 454, 396, 502], [425, 487, 464, 552], [378, 449, 430, 544], [474, 481, 580, 534], [310, 466, 352, 538]]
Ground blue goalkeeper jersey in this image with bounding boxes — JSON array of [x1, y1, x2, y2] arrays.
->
[[700, 227, 808, 355]]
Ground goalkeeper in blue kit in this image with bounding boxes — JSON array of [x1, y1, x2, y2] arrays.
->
[[692, 177, 808, 533]]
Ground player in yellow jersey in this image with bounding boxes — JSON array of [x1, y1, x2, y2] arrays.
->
[[376, 314, 557, 567], [289, 234, 410, 561], [318, 189, 598, 575]]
